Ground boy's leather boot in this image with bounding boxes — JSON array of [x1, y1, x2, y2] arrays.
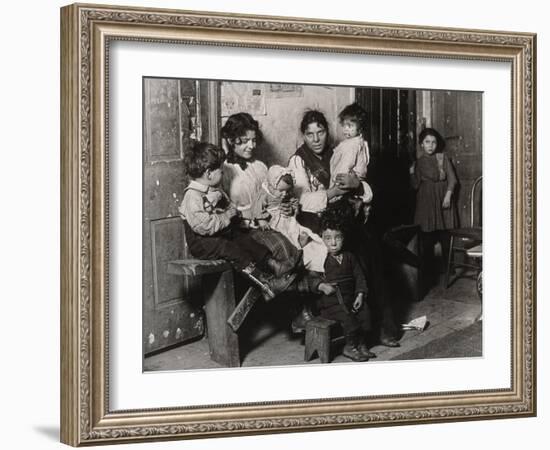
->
[[290, 303, 314, 334], [358, 339, 377, 359], [242, 264, 296, 301], [342, 334, 370, 362]]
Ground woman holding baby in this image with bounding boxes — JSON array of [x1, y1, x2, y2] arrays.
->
[[215, 109, 399, 350], [288, 108, 401, 348], [219, 112, 326, 298]]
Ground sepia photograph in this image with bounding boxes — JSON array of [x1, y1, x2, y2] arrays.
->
[[142, 78, 483, 371]]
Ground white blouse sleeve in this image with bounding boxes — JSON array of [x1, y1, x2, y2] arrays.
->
[[359, 181, 373, 204], [288, 154, 328, 213]]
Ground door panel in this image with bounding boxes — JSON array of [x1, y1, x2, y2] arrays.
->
[[143, 78, 216, 355], [431, 91, 482, 228], [148, 218, 204, 351], [151, 218, 187, 307]]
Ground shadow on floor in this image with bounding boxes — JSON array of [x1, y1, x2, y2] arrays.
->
[[33, 426, 59, 441], [391, 321, 482, 360]]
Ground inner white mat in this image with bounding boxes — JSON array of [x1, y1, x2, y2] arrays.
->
[[109, 41, 511, 410]]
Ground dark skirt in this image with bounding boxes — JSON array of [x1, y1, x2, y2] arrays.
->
[[415, 179, 458, 232], [248, 229, 302, 269]]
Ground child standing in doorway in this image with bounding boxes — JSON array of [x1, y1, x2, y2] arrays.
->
[[410, 127, 459, 278]]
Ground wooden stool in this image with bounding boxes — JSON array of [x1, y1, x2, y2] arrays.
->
[[304, 318, 338, 363]]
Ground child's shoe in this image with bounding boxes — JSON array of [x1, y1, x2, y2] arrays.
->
[[379, 336, 400, 348], [241, 264, 296, 302], [342, 344, 370, 362], [290, 303, 314, 334], [358, 342, 377, 359]]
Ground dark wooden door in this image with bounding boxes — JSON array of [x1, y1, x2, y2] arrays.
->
[[143, 78, 219, 355], [356, 88, 482, 231], [356, 88, 417, 235], [430, 91, 482, 228]]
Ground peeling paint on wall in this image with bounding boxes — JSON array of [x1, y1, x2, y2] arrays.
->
[[148, 333, 155, 345], [175, 328, 182, 339], [163, 330, 170, 339]]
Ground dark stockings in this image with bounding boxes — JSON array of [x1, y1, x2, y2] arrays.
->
[[420, 230, 450, 285]]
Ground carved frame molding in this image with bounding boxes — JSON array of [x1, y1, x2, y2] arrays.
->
[[61, 3, 536, 446]]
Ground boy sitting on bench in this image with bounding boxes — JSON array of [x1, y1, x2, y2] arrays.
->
[[179, 142, 295, 301]]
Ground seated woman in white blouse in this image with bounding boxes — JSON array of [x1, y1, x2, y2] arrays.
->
[[220, 112, 323, 297]]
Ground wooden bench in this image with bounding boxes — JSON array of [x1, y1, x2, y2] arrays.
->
[[168, 259, 260, 368]]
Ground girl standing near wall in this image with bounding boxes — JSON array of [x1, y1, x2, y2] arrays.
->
[[410, 127, 459, 280]]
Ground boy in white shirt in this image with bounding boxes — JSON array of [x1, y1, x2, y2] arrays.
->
[[179, 142, 294, 300]]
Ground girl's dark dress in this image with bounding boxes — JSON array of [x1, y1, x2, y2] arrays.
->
[[411, 153, 458, 232], [317, 252, 370, 336]]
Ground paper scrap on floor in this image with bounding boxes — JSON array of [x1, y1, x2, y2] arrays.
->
[[401, 315, 428, 331]]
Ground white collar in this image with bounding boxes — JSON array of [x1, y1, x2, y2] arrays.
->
[[187, 180, 209, 193]]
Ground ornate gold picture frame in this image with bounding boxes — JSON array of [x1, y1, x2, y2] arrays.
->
[[60, 3, 536, 446]]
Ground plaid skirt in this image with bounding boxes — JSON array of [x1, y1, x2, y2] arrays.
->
[[249, 229, 301, 268]]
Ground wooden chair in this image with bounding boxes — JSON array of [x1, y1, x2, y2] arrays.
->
[[465, 244, 483, 321], [445, 176, 482, 288]]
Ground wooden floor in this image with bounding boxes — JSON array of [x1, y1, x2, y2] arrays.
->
[[144, 275, 482, 372]]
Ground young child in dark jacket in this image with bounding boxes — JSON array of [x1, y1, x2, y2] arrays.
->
[[317, 211, 376, 362]]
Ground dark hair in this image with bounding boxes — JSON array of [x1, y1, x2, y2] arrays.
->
[[221, 112, 262, 145], [338, 102, 369, 138], [319, 205, 349, 235], [300, 109, 329, 134], [418, 127, 446, 152], [278, 173, 294, 187], [184, 142, 225, 179]]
